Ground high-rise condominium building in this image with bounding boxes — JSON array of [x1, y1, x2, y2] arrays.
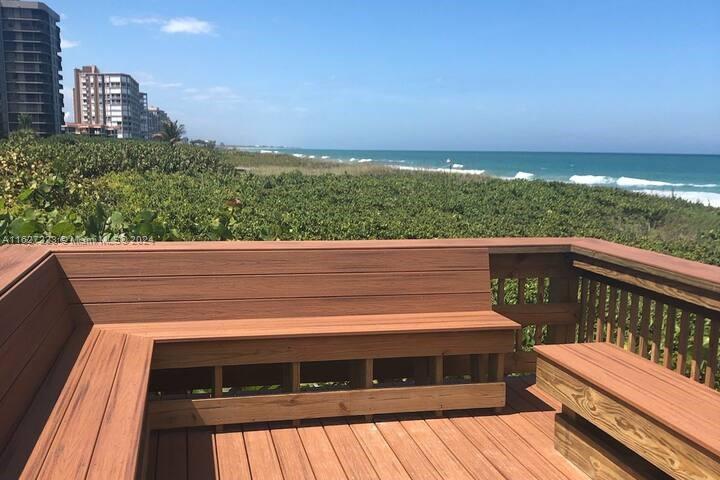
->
[[0, 1, 63, 137], [146, 105, 169, 138], [72, 65, 147, 138]]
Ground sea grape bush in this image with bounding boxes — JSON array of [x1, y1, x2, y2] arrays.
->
[[0, 134, 718, 268]]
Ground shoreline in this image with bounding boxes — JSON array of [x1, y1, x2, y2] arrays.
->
[[250, 149, 720, 208]]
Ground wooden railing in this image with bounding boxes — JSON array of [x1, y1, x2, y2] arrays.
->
[[486, 240, 720, 389]]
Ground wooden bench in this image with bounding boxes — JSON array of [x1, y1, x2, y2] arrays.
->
[[535, 342, 720, 480]]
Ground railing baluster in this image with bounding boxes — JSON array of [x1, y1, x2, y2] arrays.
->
[[706, 320, 719, 388], [616, 290, 629, 348], [626, 294, 640, 353], [638, 297, 651, 359], [690, 315, 705, 382], [537, 277, 546, 304], [651, 302, 664, 364], [578, 278, 589, 342], [676, 310, 691, 375], [517, 278, 526, 304], [497, 278, 506, 306], [605, 287, 618, 343], [586, 280, 598, 342], [663, 306, 677, 370], [595, 284, 607, 342]]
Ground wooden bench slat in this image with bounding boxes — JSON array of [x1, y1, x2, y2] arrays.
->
[[57, 247, 490, 278], [67, 270, 490, 304], [86, 335, 154, 479], [37, 331, 127, 479], [100, 310, 520, 342]]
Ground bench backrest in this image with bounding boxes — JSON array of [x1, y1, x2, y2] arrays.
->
[[0, 256, 75, 454], [57, 243, 492, 324]]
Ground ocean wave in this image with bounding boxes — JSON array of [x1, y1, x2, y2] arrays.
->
[[358, 158, 373, 163], [634, 190, 720, 208], [569, 175, 615, 185], [689, 183, 718, 188], [451, 163, 464, 169], [616, 176, 683, 187], [292, 153, 306, 158], [321, 155, 330, 159], [514, 171, 535, 180], [390, 165, 486, 175]]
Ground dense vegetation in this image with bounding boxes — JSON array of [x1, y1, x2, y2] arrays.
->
[[1, 133, 719, 266]]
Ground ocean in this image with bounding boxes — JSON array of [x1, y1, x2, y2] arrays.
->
[[258, 149, 720, 208]]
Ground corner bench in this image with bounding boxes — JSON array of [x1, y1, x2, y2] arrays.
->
[[0, 328, 153, 479], [535, 342, 720, 480]]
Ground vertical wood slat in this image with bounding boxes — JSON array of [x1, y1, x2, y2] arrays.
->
[[605, 287, 618, 343], [626, 294, 640, 353], [690, 316, 705, 382], [676, 311, 691, 375], [515, 278, 526, 352], [470, 354, 489, 383], [663, 306, 677, 369], [534, 277, 546, 345], [706, 320, 719, 388], [585, 280, 598, 342], [638, 298, 652, 359], [548, 276, 576, 344], [517, 278, 526, 305], [595, 284, 607, 342], [496, 278, 506, 306], [615, 290, 629, 348], [650, 302, 664, 364], [578, 278, 589, 343]]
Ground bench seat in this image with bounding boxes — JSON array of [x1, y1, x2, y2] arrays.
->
[[0, 328, 153, 479], [97, 310, 519, 341], [535, 342, 720, 480]]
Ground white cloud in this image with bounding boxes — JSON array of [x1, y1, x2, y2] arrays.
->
[[61, 37, 80, 49], [110, 15, 215, 35], [161, 17, 214, 35], [110, 16, 162, 27]]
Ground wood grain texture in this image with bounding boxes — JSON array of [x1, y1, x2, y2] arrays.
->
[[78, 293, 492, 324], [66, 270, 489, 304], [150, 329, 516, 369], [536, 353, 720, 480], [215, 429, 252, 480], [147, 383, 506, 429], [0, 255, 62, 347], [86, 335, 154, 479], [0, 245, 50, 298], [554, 412, 668, 480], [57, 247, 490, 278]]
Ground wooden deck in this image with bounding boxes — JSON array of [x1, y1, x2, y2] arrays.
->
[[144, 376, 587, 480]]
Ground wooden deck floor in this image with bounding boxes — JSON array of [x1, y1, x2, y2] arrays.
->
[[144, 376, 587, 480]]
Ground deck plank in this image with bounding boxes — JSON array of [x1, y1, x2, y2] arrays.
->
[[297, 422, 348, 480], [243, 424, 284, 480], [187, 428, 218, 480], [155, 429, 187, 480], [270, 426, 316, 480], [450, 415, 540, 480], [397, 416, 475, 480], [321, 420, 380, 480], [215, 429, 252, 480], [349, 421, 410, 480], [374, 418, 441, 480]]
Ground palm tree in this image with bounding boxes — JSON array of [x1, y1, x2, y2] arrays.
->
[[17, 113, 33, 131], [159, 120, 186, 145]]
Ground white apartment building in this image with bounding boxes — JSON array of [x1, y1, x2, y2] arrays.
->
[[72, 65, 147, 139]]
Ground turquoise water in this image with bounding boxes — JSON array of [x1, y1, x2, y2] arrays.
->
[[260, 149, 720, 207]]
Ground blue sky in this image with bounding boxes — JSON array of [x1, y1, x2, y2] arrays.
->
[[55, 0, 719, 153]]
